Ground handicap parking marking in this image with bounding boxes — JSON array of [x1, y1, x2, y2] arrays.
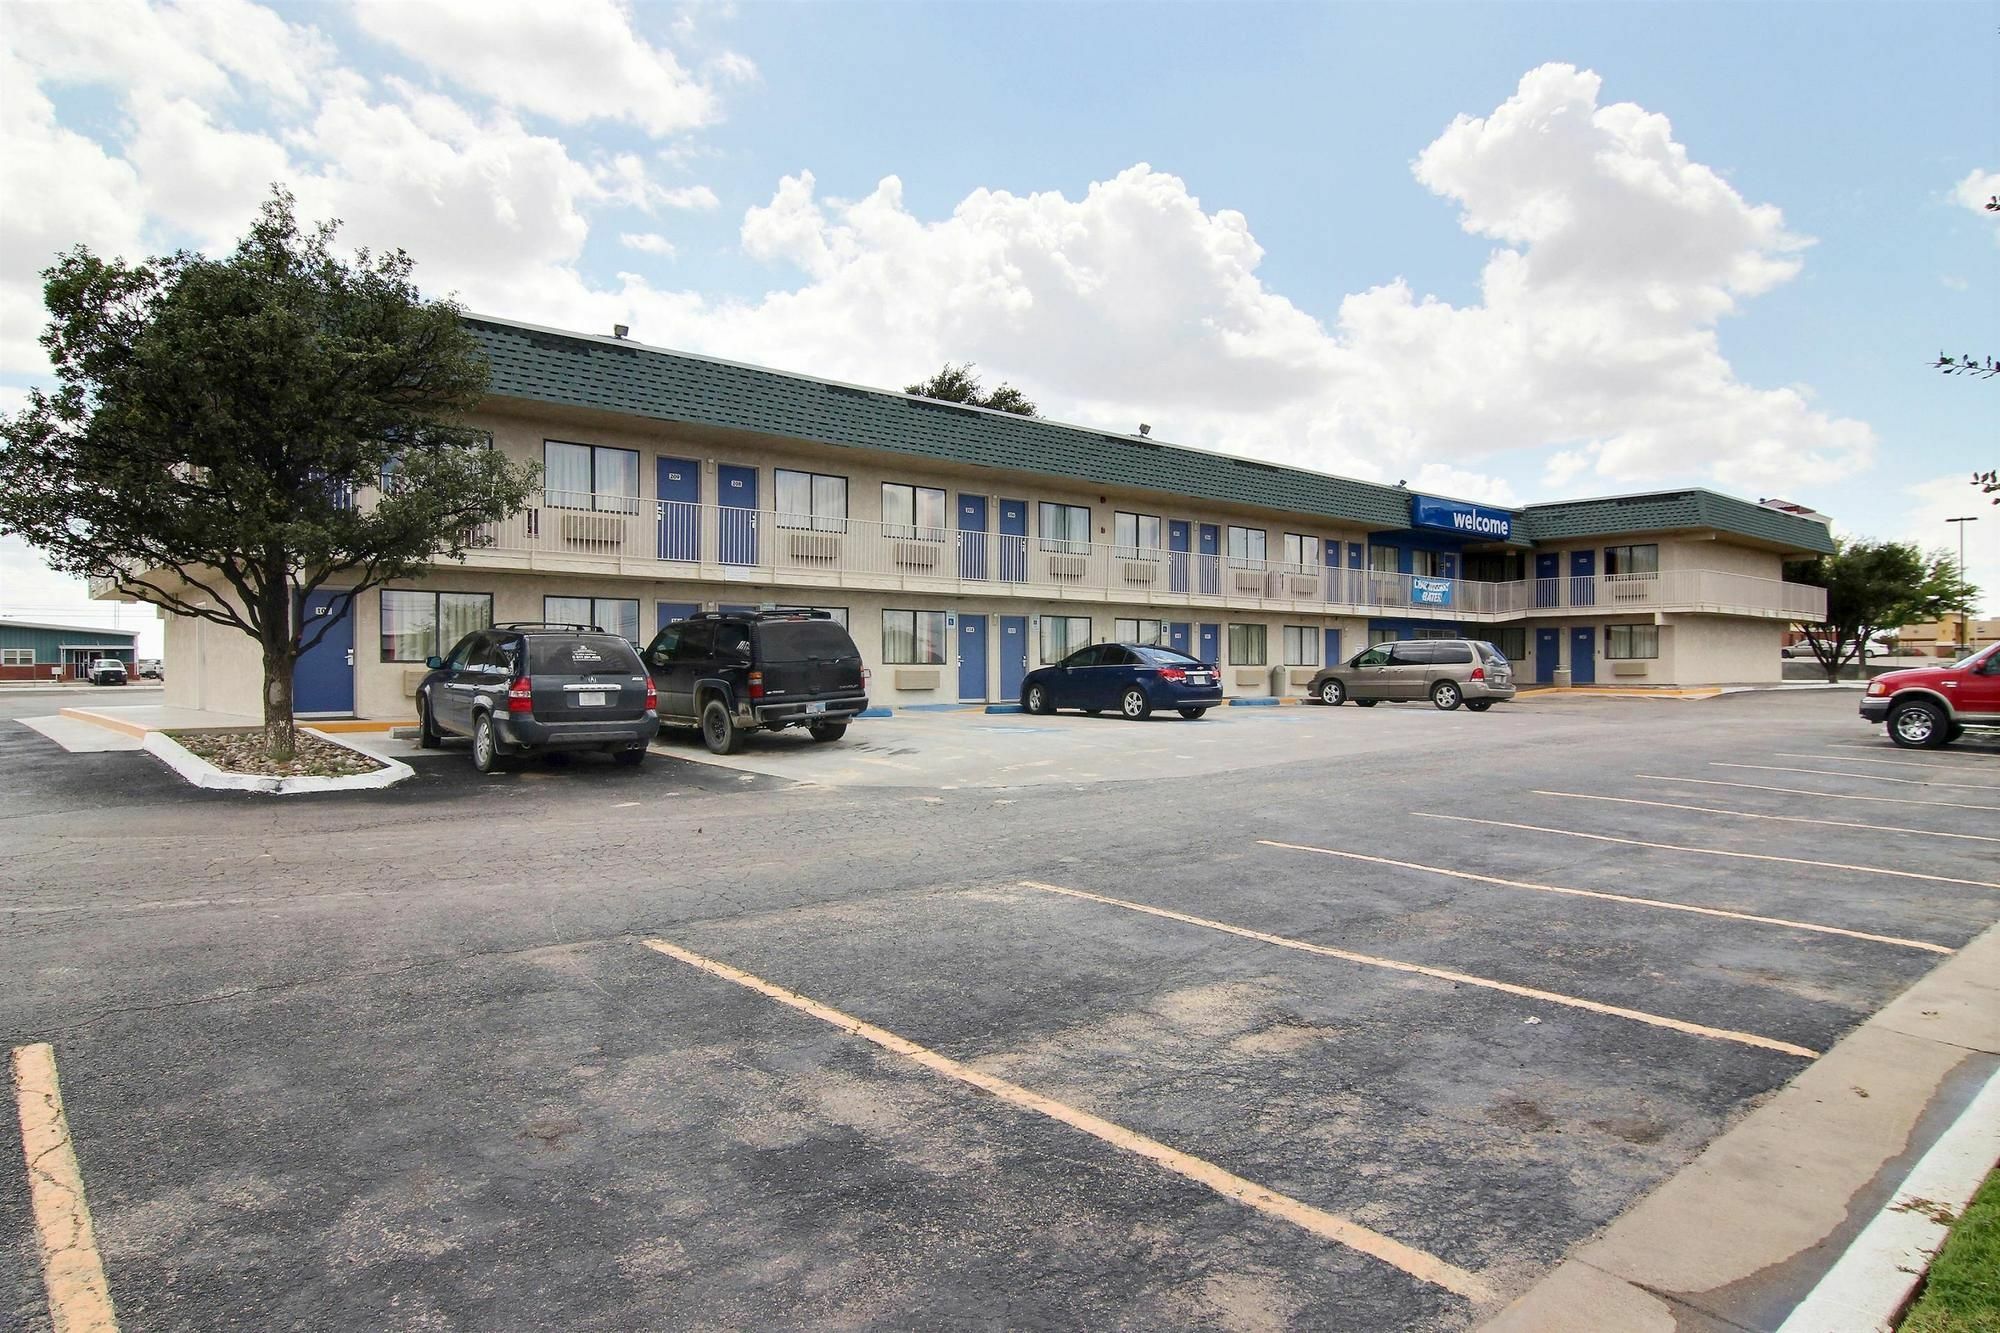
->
[[1256, 840, 1952, 953], [637, 937, 1494, 1303], [1712, 762, 2000, 793], [1015, 881, 1819, 1058], [1413, 814, 2000, 891], [1638, 773, 2000, 814], [1531, 789, 2000, 845], [11, 1042, 119, 1332]]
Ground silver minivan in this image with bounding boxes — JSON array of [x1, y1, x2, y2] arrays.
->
[[1309, 639, 1516, 711]]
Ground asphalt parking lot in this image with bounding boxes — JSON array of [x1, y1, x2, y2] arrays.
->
[[3, 687, 1997, 1330]]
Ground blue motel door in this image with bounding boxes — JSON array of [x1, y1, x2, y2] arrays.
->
[[958, 615, 989, 702], [1198, 623, 1220, 666], [958, 495, 988, 580], [719, 465, 758, 565], [1168, 521, 1191, 592], [1570, 627, 1597, 684], [1535, 628, 1561, 684], [999, 500, 1028, 582], [1167, 622, 1191, 655], [294, 588, 355, 715], [656, 457, 700, 560], [999, 616, 1029, 700]]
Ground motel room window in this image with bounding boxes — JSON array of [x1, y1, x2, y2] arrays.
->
[[882, 483, 946, 541], [1227, 525, 1267, 568], [1604, 544, 1660, 576], [1368, 628, 1400, 647], [1281, 534, 1317, 574], [379, 590, 493, 662], [1038, 502, 1091, 554], [545, 596, 641, 644], [1490, 628, 1528, 663], [1114, 512, 1162, 558], [776, 469, 849, 532], [1282, 626, 1319, 667], [1368, 546, 1400, 573], [544, 440, 639, 513], [1411, 550, 1445, 578], [1040, 615, 1091, 664], [1228, 624, 1268, 665], [1, 649, 32, 667], [1607, 624, 1660, 659], [882, 610, 947, 665], [1112, 618, 1166, 646]]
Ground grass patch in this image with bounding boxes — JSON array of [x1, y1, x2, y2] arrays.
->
[[1901, 1166, 2000, 1332], [169, 728, 385, 779]]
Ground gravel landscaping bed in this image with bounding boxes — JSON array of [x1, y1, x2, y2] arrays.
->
[[169, 729, 387, 778]]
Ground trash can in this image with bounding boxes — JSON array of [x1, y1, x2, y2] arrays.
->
[[1553, 667, 1572, 689], [1269, 663, 1288, 698]]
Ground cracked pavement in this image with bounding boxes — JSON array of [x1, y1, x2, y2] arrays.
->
[[2, 687, 1997, 1330]]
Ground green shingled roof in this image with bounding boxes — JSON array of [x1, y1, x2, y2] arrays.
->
[[1518, 491, 1834, 555], [466, 315, 1835, 555]]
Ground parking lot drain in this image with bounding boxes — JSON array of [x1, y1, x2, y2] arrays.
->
[[1257, 840, 1951, 953], [1413, 814, 2000, 891], [639, 938, 1493, 1302], [1639, 774, 2000, 814], [1015, 882, 1818, 1059], [1531, 790, 1999, 846], [12, 1043, 117, 1333]]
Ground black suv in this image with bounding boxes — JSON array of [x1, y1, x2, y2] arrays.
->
[[642, 609, 868, 754], [416, 623, 660, 773]]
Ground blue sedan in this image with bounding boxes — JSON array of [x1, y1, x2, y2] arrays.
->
[[1020, 642, 1224, 719]]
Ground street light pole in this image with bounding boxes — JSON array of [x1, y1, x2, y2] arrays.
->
[[1945, 516, 1978, 650]]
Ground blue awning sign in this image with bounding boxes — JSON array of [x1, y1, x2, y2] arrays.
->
[[1411, 495, 1513, 541], [1413, 577, 1453, 606]]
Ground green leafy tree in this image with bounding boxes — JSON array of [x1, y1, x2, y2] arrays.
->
[[1785, 539, 1980, 681], [905, 362, 1039, 416], [0, 189, 538, 761]]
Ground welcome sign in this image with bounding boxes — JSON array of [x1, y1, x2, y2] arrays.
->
[[1411, 495, 1514, 541]]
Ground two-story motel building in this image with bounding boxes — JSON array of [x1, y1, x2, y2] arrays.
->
[[132, 315, 1834, 719]]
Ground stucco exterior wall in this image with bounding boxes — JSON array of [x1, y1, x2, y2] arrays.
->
[[1664, 615, 1784, 685], [162, 604, 265, 717]]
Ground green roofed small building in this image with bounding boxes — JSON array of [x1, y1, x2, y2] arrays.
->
[[0, 620, 140, 682], [97, 314, 1834, 717]]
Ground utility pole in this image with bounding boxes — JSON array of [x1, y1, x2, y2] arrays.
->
[[1946, 516, 1978, 650]]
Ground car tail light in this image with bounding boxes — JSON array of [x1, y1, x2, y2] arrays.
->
[[1470, 666, 1485, 681], [1159, 667, 1187, 683], [862, 668, 871, 690], [748, 669, 765, 700], [507, 677, 534, 713], [644, 676, 658, 710]]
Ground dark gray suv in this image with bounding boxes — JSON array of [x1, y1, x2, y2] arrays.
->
[[416, 623, 659, 772]]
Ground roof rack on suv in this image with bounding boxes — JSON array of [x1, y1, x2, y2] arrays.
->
[[494, 622, 604, 632], [678, 608, 833, 622]]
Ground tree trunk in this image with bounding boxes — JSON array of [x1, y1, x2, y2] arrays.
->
[[263, 649, 298, 763]]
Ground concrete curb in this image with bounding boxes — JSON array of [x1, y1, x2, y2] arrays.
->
[[1480, 920, 2000, 1332], [983, 703, 1023, 715], [141, 728, 413, 795], [858, 707, 894, 718]]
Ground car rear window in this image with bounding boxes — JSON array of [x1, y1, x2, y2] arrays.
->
[[528, 634, 643, 675], [1474, 641, 1509, 664], [1134, 646, 1201, 666], [757, 620, 860, 660]]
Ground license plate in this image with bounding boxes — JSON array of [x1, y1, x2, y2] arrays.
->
[[578, 692, 607, 707], [1190, 673, 1211, 684], [805, 701, 826, 715]]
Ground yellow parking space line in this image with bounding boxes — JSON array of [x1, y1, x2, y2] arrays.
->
[[11, 1043, 118, 1333], [1015, 881, 1818, 1059], [1638, 773, 2000, 813], [1414, 814, 2000, 891], [1532, 789, 2000, 845], [640, 938, 1493, 1303], [1257, 840, 1951, 953], [1713, 763, 2000, 792]]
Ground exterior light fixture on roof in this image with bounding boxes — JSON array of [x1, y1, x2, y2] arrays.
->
[[613, 324, 630, 339], [1138, 423, 1151, 436]]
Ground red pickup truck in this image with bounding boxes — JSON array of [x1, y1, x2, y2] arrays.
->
[[1859, 643, 2000, 748]]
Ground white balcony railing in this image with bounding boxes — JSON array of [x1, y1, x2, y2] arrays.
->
[[444, 493, 1827, 623]]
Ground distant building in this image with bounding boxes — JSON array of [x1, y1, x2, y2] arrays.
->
[[1888, 616, 2000, 657], [0, 619, 140, 681]]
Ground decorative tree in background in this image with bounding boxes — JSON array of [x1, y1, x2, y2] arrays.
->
[[1785, 538, 1980, 681], [905, 362, 1040, 416], [0, 189, 538, 762]]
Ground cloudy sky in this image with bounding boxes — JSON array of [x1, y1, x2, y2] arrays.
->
[[2, 0, 1994, 652]]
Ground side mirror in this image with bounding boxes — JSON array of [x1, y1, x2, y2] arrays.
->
[[425, 655, 443, 669]]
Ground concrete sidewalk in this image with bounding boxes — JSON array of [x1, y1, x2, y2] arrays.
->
[[1483, 920, 2000, 1332]]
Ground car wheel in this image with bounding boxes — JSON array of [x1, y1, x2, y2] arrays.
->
[[611, 747, 646, 767], [1024, 683, 1053, 715], [1318, 679, 1345, 706], [1121, 687, 1152, 720], [1178, 707, 1207, 719], [1354, 699, 1378, 708], [701, 698, 742, 754], [417, 695, 442, 749], [1431, 681, 1463, 711], [1465, 699, 1494, 712], [808, 721, 847, 743], [1947, 723, 1965, 743], [471, 713, 504, 773], [1888, 699, 1947, 749]]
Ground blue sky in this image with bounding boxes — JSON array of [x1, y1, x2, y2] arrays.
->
[[2, 0, 1995, 648]]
